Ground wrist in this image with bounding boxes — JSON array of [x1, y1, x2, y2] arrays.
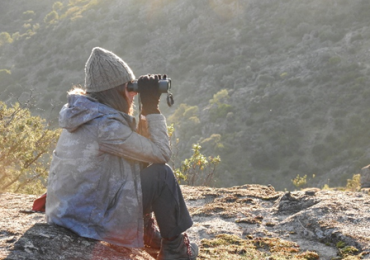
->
[[141, 107, 160, 116]]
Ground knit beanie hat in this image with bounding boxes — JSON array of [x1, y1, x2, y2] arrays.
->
[[85, 47, 135, 92]]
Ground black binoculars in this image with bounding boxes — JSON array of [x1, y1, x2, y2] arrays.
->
[[127, 78, 172, 93]]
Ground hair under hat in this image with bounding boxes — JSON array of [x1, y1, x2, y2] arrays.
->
[[85, 47, 135, 93]]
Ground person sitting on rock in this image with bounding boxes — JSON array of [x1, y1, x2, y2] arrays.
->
[[45, 47, 198, 260]]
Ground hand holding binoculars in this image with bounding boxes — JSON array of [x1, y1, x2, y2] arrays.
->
[[127, 76, 174, 107], [127, 78, 171, 94]]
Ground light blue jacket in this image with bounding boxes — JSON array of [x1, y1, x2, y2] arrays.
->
[[46, 94, 171, 248]]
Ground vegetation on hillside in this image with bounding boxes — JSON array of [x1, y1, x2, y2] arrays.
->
[[1, 0, 370, 190], [0, 100, 60, 194]]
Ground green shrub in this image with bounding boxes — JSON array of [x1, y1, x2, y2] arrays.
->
[[201, 134, 222, 151], [183, 106, 198, 119], [175, 144, 221, 186], [53, 2, 64, 11], [292, 174, 307, 189], [209, 90, 233, 121], [345, 174, 361, 191], [22, 10, 35, 20], [0, 102, 60, 194], [168, 103, 190, 123], [0, 32, 13, 46], [68, 0, 90, 6], [209, 89, 229, 105], [44, 10, 59, 24], [209, 103, 233, 121]]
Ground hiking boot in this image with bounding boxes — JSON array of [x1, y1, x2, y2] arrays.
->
[[144, 213, 162, 249], [157, 233, 198, 260]]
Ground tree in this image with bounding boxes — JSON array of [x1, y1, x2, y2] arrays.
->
[[209, 89, 229, 106], [22, 10, 36, 20], [0, 101, 60, 194], [0, 32, 13, 46], [209, 89, 233, 121], [53, 2, 64, 11], [44, 11, 59, 24]]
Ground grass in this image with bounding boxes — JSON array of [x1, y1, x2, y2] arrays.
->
[[199, 234, 365, 259], [199, 234, 322, 260]]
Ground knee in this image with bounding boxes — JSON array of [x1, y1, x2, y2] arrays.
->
[[153, 164, 175, 179], [151, 163, 173, 173], [141, 163, 173, 178], [144, 164, 176, 182]]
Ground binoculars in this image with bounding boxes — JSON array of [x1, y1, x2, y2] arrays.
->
[[127, 78, 172, 93]]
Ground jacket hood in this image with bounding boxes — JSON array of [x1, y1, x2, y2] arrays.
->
[[59, 94, 135, 132]]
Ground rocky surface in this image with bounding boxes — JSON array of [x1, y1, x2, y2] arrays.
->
[[0, 193, 154, 260], [1, 185, 370, 259], [184, 185, 370, 259]]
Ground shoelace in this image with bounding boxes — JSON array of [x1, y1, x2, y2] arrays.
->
[[183, 233, 193, 257]]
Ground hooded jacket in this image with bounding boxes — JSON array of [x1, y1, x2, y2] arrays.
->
[[46, 94, 171, 248]]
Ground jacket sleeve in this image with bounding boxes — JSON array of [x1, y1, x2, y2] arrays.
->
[[98, 114, 171, 164]]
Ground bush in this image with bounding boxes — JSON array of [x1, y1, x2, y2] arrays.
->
[[0, 101, 60, 194], [201, 134, 222, 152], [44, 11, 59, 24], [209, 103, 233, 122], [0, 32, 13, 46], [168, 103, 190, 123], [209, 89, 229, 105], [208, 89, 233, 121], [175, 144, 221, 186], [22, 10, 35, 21], [183, 106, 198, 119], [291, 174, 307, 189], [53, 2, 64, 11], [346, 174, 361, 191]]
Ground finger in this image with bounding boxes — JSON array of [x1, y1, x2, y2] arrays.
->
[[138, 75, 146, 82], [138, 75, 149, 86]]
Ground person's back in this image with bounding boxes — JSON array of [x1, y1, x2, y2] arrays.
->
[[47, 93, 146, 247], [46, 47, 198, 259]]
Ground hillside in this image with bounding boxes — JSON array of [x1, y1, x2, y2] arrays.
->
[[1, 0, 370, 189]]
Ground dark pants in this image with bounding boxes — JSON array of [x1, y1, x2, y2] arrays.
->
[[141, 164, 193, 239]]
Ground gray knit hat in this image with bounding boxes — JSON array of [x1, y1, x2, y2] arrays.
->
[[85, 47, 135, 92]]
